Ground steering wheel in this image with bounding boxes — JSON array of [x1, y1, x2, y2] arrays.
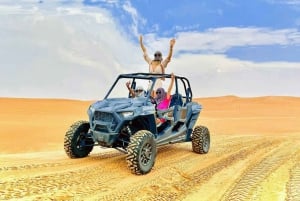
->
[[150, 96, 156, 104], [150, 96, 162, 119]]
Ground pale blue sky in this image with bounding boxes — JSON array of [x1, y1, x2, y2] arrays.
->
[[0, 0, 299, 99]]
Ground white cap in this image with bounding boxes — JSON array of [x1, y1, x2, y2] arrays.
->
[[135, 86, 144, 97]]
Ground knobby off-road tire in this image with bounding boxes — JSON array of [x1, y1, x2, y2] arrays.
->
[[192, 125, 210, 154], [64, 120, 94, 158], [126, 130, 157, 175]]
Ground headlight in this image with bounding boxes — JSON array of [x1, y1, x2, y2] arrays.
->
[[120, 111, 134, 118], [87, 105, 95, 115]]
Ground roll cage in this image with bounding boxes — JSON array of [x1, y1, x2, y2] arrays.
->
[[104, 73, 193, 105]]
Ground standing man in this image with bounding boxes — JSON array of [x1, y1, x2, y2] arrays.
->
[[139, 35, 176, 93]]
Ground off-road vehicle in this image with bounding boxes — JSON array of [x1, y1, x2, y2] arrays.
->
[[64, 73, 210, 175]]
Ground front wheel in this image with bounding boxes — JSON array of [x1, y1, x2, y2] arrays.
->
[[126, 130, 157, 175], [64, 120, 94, 158], [191, 125, 210, 154]]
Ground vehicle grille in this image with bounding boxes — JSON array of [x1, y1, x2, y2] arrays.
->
[[94, 111, 113, 122], [93, 111, 118, 132]]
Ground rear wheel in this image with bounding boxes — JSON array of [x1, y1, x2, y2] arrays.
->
[[126, 130, 157, 175], [64, 120, 94, 158], [191, 125, 210, 154]]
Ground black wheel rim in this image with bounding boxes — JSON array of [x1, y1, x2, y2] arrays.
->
[[203, 131, 210, 152], [140, 142, 153, 166], [76, 132, 87, 150]]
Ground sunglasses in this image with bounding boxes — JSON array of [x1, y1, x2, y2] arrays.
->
[[154, 53, 162, 57], [156, 91, 161, 94]]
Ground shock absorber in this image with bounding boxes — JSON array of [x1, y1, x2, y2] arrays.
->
[[126, 125, 132, 136]]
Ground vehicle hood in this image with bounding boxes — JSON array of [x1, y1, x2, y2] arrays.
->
[[88, 97, 155, 114]]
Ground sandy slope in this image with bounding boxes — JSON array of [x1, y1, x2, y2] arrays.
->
[[0, 96, 300, 201]]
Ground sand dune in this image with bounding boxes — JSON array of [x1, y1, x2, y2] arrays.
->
[[197, 96, 300, 135], [0, 98, 92, 153], [0, 96, 300, 200]]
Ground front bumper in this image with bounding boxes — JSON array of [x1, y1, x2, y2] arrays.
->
[[90, 111, 122, 147], [92, 129, 119, 147]]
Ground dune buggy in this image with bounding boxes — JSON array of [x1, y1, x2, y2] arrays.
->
[[64, 73, 210, 175]]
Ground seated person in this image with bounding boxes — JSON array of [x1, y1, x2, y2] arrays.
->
[[126, 81, 145, 98], [154, 73, 175, 124]]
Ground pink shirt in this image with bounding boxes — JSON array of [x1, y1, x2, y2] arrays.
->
[[156, 97, 171, 123], [157, 97, 171, 110]]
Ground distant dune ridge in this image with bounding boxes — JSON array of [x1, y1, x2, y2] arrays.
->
[[0, 96, 300, 154]]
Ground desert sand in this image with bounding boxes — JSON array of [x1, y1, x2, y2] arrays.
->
[[0, 96, 300, 201]]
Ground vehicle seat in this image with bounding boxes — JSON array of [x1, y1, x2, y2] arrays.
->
[[169, 93, 184, 122], [157, 93, 183, 129], [169, 93, 183, 107]]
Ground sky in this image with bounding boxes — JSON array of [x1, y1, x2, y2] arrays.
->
[[0, 0, 300, 100]]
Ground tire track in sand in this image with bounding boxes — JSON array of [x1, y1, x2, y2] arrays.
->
[[0, 136, 295, 201], [221, 140, 300, 201], [0, 151, 126, 200], [153, 135, 268, 172], [286, 149, 300, 201], [89, 138, 281, 201], [0, 149, 122, 171]]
